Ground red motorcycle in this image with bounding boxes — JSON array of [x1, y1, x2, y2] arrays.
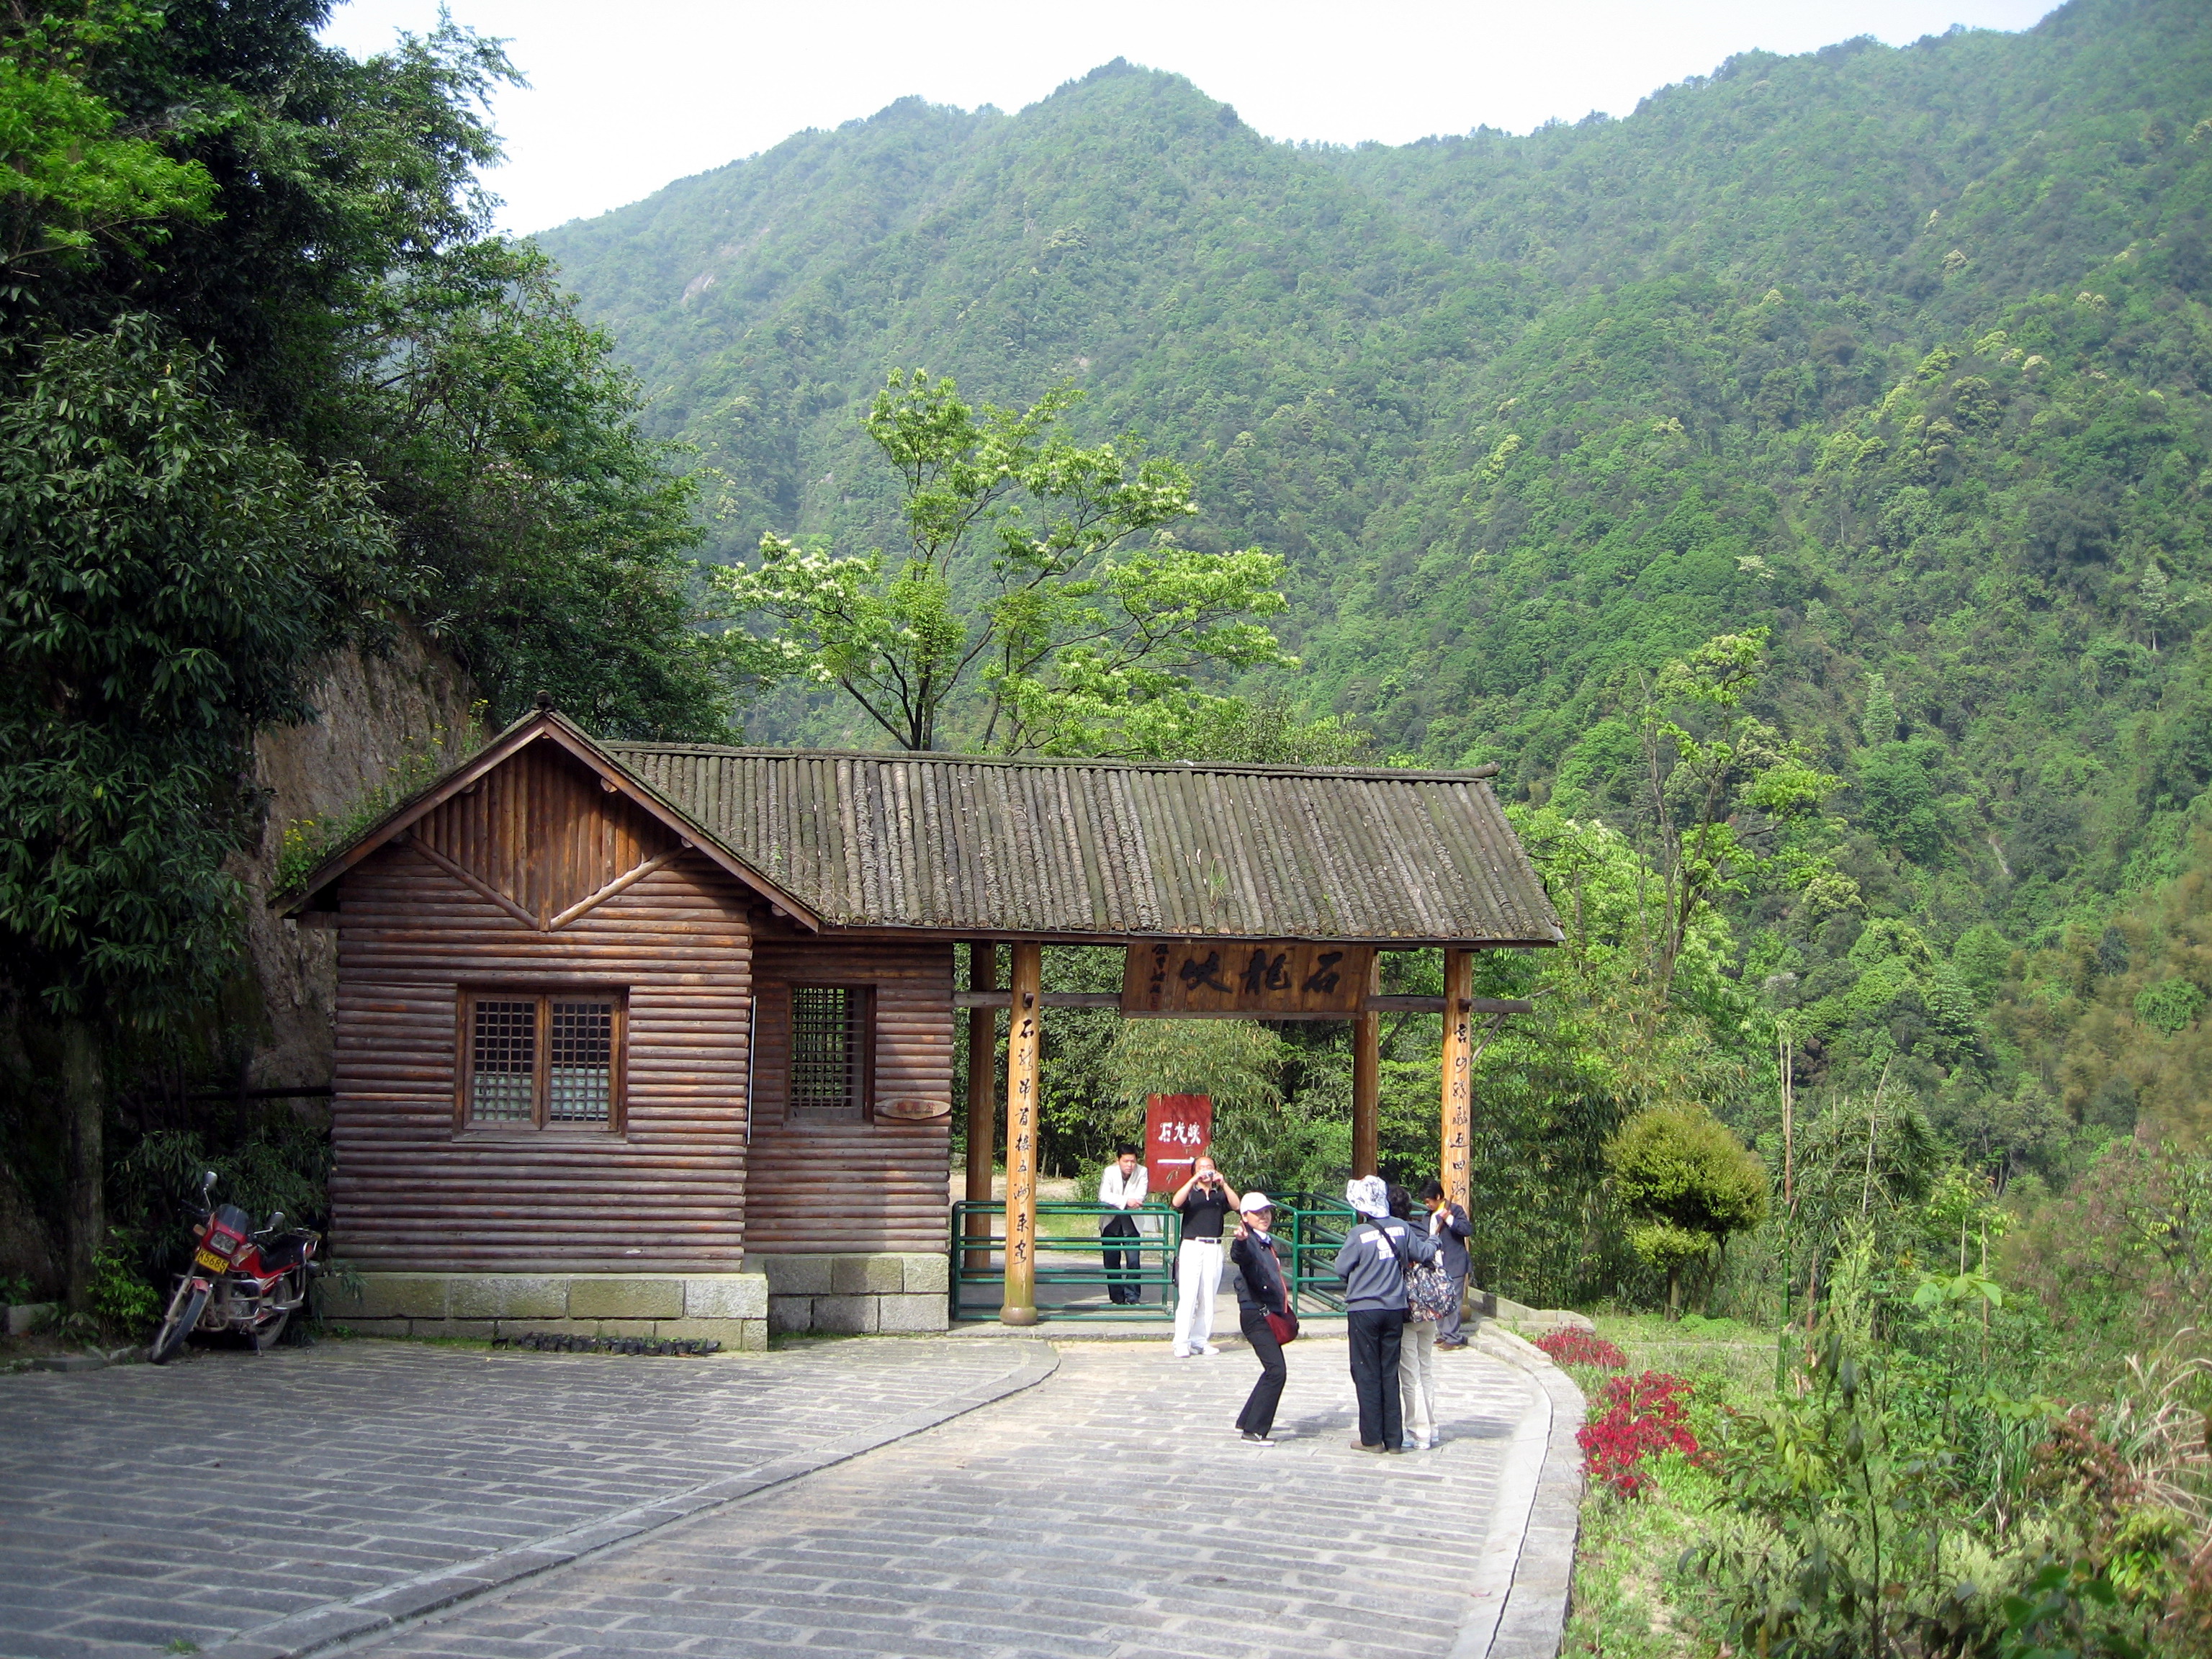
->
[[149, 1172, 320, 1364]]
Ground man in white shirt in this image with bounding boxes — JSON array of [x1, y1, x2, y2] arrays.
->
[[1098, 1144, 1148, 1306]]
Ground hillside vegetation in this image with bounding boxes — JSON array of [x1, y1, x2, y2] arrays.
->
[[543, 0, 2212, 1191]]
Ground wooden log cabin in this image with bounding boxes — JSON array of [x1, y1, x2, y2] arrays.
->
[[283, 704, 1560, 1346]]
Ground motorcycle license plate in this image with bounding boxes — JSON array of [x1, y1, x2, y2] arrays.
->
[[193, 1248, 229, 1273]]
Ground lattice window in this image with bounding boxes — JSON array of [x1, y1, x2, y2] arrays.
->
[[789, 985, 868, 1119], [469, 999, 537, 1123], [548, 1001, 614, 1122], [460, 991, 625, 1129]]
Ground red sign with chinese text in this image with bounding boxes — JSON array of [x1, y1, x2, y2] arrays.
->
[[1144, 1094, 1214, 1194]]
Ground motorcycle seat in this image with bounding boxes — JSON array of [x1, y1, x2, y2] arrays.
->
[[258, 1236, 310, 1272]]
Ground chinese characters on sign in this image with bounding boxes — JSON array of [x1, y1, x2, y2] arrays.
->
[[1007, 988, 1040, 1277], [1144, 1094, 1213, 1194], [1120, 941, 1375, 1017]]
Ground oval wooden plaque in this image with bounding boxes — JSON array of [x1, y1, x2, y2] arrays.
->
[[876, 1097, 950, 1122]]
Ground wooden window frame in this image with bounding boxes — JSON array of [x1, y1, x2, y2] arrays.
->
[[784, 983, 876, 1124], [454, 986, 629, 1135]]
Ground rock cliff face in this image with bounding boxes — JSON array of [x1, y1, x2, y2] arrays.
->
[[0, 630, 479, 1298], [236, 628, 480, 1092]]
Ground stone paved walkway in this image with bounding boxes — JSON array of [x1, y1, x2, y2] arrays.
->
[[0, 1338, 1043, 1659], [374, 1335, 1547, 1659]]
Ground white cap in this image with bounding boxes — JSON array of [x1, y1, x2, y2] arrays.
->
[[1345, 1175, 1389, 1218], [1240, 1190, 1274, 1213]]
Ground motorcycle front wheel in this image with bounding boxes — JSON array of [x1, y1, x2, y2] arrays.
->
[[149, 1280, 210, 1365]]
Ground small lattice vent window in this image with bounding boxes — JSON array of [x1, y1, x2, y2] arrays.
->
[[789, 985, 871, 1120], [460, 990, 626, 1130]]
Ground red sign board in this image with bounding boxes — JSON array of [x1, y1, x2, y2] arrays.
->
[[1144, 1094, 1214, 1194]]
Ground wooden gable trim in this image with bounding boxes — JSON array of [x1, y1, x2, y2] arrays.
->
[[547, 846, 683, 930], [401, 833, 539, 930], [276, 709, 821, 930]]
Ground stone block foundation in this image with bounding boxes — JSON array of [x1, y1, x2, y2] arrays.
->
[[752, 1254, 948, 1336], [316, 1272, 769, 1351]]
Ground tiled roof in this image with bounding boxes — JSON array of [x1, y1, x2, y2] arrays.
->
[[605, 743, 1561, 945]]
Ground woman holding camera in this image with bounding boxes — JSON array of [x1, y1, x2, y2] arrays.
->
[[1169, 1155, 1239, 1357]]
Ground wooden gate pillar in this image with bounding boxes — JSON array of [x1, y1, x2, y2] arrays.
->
[[963, 943, 997, 1272], [999, 940, 1043, 1326], [1441, 948, 1474, 1213], [1352, 1009, 1380, 1179]]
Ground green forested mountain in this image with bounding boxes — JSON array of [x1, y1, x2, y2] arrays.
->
[[541, 0, 2212, 1184]]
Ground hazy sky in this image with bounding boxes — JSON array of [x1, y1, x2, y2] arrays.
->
[[319, 0, 2057, 237]]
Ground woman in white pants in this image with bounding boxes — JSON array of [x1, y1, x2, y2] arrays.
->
[[1392, 1184, 1442, 1449], [1170, 1156, 1239, 1356]]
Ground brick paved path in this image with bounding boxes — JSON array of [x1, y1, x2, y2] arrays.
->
[[0, 1338, 1041, 1659], [377, 1335, 1545, 1659]]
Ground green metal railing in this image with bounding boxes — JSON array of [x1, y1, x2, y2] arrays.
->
[[948, 1191, 1362, 1323]]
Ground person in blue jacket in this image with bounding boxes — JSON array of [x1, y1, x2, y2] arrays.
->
[[1333, 1174, 1437, 1452]]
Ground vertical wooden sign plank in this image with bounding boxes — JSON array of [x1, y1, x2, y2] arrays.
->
[[1441, 948, 1474, 1213], [963, 943, 997, 1273], [999, 940, 1043, 1327]]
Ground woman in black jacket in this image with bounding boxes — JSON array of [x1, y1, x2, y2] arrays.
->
[[1229, 1192, 1292, 1443]]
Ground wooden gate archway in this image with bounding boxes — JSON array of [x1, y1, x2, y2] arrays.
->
[[956, 940, 1530, 1326]]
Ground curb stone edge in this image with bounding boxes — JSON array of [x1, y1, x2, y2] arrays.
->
[[1456, 1321, 1588, 1659]]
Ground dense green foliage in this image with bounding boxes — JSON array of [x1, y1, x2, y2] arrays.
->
[[0, 318, 392, 1022], [0, 1, 727, 1305], [545, 0, 2212, 1194]]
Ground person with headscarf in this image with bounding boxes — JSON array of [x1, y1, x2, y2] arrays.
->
[[1333, 1174, 1438, 1452]]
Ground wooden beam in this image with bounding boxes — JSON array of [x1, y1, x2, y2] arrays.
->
[[1352, 1009, 1380, 1180], [545, 848, 681, 931], [1442, 949, 1475, 1213], [951, 989, 1534, 1016], [1366, 995, 1534, 1015], [963, 943, 997, 1273], [403, 835, 539, 931], [1000, 942, 1043, 1327], [952, 989, 1122, 1009], [951, 991, 1532, 1015]]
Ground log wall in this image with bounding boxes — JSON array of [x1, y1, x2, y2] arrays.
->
[[746, 938, 955, 1254], [329, 840, 755, 1272]]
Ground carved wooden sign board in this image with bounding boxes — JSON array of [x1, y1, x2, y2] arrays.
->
[[1120, 940, 1375, 1018]]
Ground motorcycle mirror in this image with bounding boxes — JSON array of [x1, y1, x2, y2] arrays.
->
[[200, 1171, 217, 1197], [264, 1211, 285, 1234]]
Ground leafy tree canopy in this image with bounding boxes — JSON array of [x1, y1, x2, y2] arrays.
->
[[709, 371, 1289, 752]]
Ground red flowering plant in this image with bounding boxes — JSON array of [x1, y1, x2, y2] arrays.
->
[[1576, 1370, 1705, 1497], [1536, 1328, 1627, 1370]]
